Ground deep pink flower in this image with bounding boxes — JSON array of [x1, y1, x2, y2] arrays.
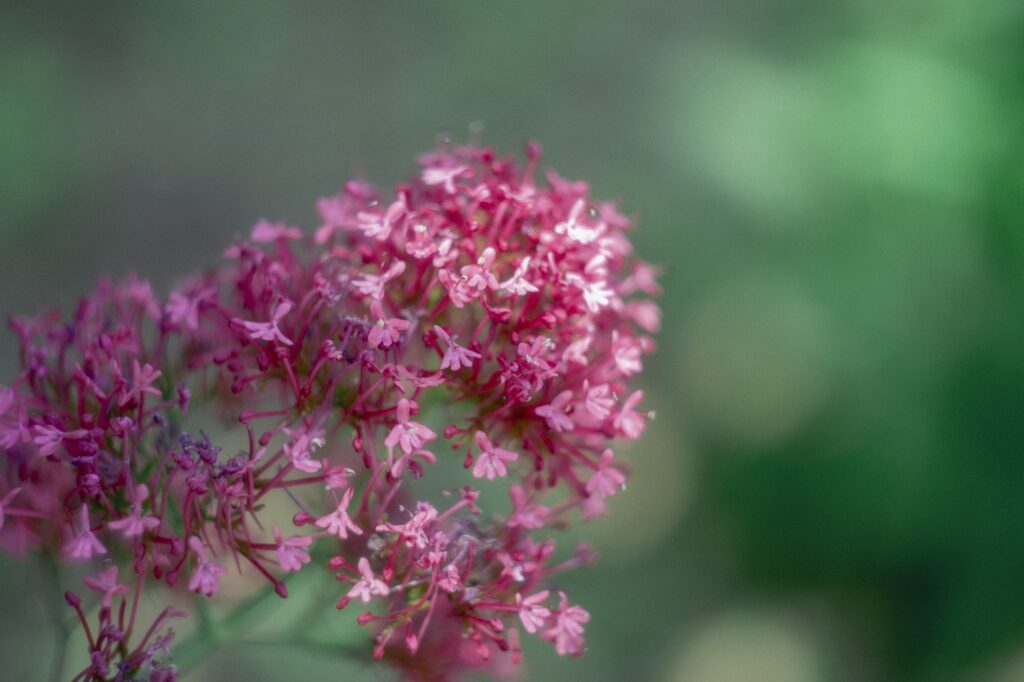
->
[[422, 164, 470, 194], [437, 563, 463, 593], [435, 326, 480, 372], [166, 286, 213, 330], [33, 425, 89, 457], [322, 461, 355, 490], [535, 390, 574, 432], [384, 399, 436, 455], [586, 449, 626, 499], [613, 390, 647, 439], [508, 485, 547, 529], [316, 488, 362, 540], [517, 590, 552, 634], [368, 300, 411, 349], [85, 565, 130, 608], [250, 219, 302, 243], [376, 502, 439, 551], [283, 426, 325, 473], [611, 332, 644, 375], [472, 431, 519, 480], [352, 261, 406, 300], [64, 506, 106, 560], [274, 526, 312, 572], [238, 299, 294, 346], [498, 257, 540, 296], [357, 197, 406, 241], [542, 592, 590, 656], [583, 383, 615, 421], [108, 484, 160, 538], [347, 557, 390, 603], [554, 199, 603, 244], [188, 537, 228, 597], [117, 360, 161, 409]]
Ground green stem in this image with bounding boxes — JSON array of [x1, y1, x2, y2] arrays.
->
[[40, 555, 72, 682], [171, 567, 316, 675]]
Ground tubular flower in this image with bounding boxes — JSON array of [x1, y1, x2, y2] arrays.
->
[[0, 140, 658, 680]]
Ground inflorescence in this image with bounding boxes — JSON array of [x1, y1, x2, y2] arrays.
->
[[0, 140, 660, 681]]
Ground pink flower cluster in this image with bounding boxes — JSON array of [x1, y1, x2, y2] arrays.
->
[[0, 141, 659, 680]]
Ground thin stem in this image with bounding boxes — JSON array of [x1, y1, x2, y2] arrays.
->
[[40, 555, 71, 682], [171, 566, 315, 675]]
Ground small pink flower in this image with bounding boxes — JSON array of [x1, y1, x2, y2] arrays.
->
[[117, 358, 161, 405], [250, 219, 302, 243], [108, 484, 160, 538], [422, 164, 470, 194], [33, 425, 89, 457], [508, 485, 547, 529], [357, 197, 406, 241], [437, 563, 463, 593], [438, 248, 498, 308], [352, 261, 406, 300], [85, 565, 130, 608], [376, 502, 438, 550], [188, 537, 228, 597], [384, 399, 436, 455], [462, 247, 499, 292], [568, 274, 614, 313], [626, 300, 662, 333], [542, 592, 590, 657], [499, 257, 540, 296], [535, 390, 574, 432], [274, 526, 312, 572], [612, 332, 644, 375], [586, 449, 626, 499], [613, 390, 647, 439], [368, 300, 410, 349], [472, 431, 519, 480], [554, 199, 602, 244], [283, 427, 325, 473], [239, 299, 294, 346], [347, 557, 390, 603], [322, 461, 354, 490], [435, 326, 480, 372], [389, 447, 437, 480], [316, 488, 362, 540], [517, 590, 552, 634], [583, 382, 615, 420], [166, 286, 213, 330], [64, 506, 106, 560]]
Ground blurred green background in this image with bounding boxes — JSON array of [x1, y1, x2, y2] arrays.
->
[[2, 1, 1024, 680]]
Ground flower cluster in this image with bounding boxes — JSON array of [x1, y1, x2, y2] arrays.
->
[[0, 141, 659, 680]]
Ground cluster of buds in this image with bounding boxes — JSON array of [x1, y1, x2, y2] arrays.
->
[[0, 141, 659, 680]]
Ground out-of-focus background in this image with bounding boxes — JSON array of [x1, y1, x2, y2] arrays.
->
[[2, 2, 1024, 680]]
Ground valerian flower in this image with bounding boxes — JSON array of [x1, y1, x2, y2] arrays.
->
[[472, 431, 519, 480], [0, 140, 659, 679]]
